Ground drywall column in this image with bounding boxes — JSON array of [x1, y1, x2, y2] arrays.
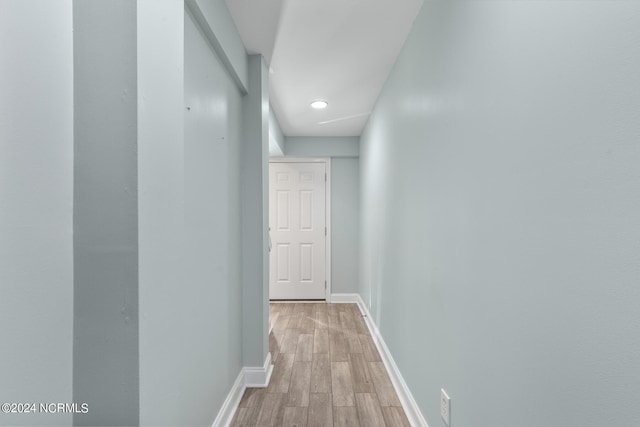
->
[[0, 2, 74, 426], [137, 0, 185, 425], [241, 55, 270, 367], [72, 1, 138, 425]]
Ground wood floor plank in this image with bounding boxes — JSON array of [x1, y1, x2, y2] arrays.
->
[[313, 303, 328, 313], [310, 353, 331, 393], [339, 311, 355, 330], [353, 313, 369, 334], [270, 331, 282, 363], [288, 312, 304, 329], [272, 328, 286, 346], [349, 353, 375, 393], [344, 328, 363, 354], [238, 388, 265, 408], [295, 334, 314, 362], [331, 361, 355, 406], [268, 353, 295, 393], [329, 331, 349, 362], [313, 329, 329, 354], [278, 303, 294, 315], [231, 406, 261, 426], [288, 361, 312, 407], [333, 406, 360, 427], [270, 311, 280, 331], [355, 393, 386, 427], [255, 392, 287, 427], [303, 303, 314, 317], [301, 313, 316, 333], [273, 314, 291, 331], [314, 311, 329, 329], [369, 361, 401, 406], [308, 393, 333, 427], [328, 312, 341, 330], [359, 333, 381, 362], [347, 304, 360, 315], [382, 406, 411, 427], [283, 406, 308, 427], [281, 328, 303, 354]]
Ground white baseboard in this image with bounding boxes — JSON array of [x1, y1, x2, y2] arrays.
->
[[349, 294, 430, 427], [244, 352, 274, 388], [212, 352, 273, 427], [329, 293, 361, 303], [211, 369, 245, 427]]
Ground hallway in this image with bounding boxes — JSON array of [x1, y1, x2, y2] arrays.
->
[[231, 303, 409, 426], [3, 1, 640, 426]]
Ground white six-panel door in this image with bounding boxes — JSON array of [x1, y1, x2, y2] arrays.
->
[[269, 162, 326, 300]]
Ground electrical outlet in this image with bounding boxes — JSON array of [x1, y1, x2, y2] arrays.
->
[[440, 389, 451, 426]]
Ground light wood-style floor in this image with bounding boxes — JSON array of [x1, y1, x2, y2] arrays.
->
[[231, 302, 410, 427]]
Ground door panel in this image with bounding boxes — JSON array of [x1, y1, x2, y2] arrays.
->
[[276, 244, 290, 281], [269, 162, 326, 300], [300, 191, 313, 230], [276, 191, 290, 230], [300, 244, 313, 281]]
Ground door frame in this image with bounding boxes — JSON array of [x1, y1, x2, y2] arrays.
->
[[268, 157, 332, 301]]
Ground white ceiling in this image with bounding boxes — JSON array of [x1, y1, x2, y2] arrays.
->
[[225, 0, 423, 136]]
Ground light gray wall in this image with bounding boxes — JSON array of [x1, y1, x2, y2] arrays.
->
[[241, 55, 270, 367], [331, 159, 360, 294], [72, 2, 139, 425], [269, 107, 285, 156], [360, 1, 640, 426], [286, 136, 359, 158], [0, 2, 74, 426]]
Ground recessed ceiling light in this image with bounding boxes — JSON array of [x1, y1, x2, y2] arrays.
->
[[311, 100, 328, 109]]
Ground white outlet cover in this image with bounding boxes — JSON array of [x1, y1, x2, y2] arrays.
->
[[440, 389, 451, 426]]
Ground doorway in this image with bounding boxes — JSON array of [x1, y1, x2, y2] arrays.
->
[[269, 159, 331, 300]]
